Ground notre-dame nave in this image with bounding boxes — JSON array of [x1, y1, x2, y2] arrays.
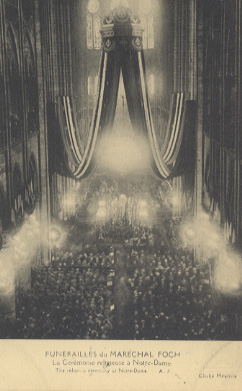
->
[[0, 0, 242, 341]]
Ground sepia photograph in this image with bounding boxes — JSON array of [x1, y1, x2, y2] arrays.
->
[[0, 0, 242, 390]]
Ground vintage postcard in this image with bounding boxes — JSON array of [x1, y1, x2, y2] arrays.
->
[[0, 0, 242, 390]]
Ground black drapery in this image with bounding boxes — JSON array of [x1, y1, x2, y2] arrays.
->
[[48, 40, 121, 179], [122, 42, 196, 179], [48, 6, 196, 180], [47, 101, 74, 178]]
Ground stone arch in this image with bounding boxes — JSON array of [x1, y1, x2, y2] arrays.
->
[[12, 163, 24, 226], [6, 24, 19, 75], [23, 154, 38, 215], [29, 154, 39, 193], [23, 31, 35, 76], [13, 163, 22, 198], [24, 32, 39, 133]]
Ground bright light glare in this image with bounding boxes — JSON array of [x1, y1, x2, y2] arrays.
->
[[0, 251, 15, 293], [0, 213, 42, 293], [139, 0, 153, 15], [11, 213, 41, 263], [179, 212, 242, 296], [96, 133, 149, 174], [88, 0, 100, 14], [172, 195, 180, 207], [197, 211, 210, 223], [138, 209, 148, 220], [138, 200, 147, 209], [96, 207, 107, 219], [180, 212, 223, 255], [63, 194, 76, 210], [110, 0, 157, 15], [183, 225, 195, 240], [206, 231, 220, 251], [213, 254, 242, 295], [47, 225, 66, 247], [110, 0, 129, 10], [48, 226, 64, 246]]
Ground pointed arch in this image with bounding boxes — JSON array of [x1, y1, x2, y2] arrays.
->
[[93, 13, 101, 49], [6, 24, 22, 141], [12, 163, 24, 226], [23, 31, 36, 76], [87, 12, 93, 49], [87, 0, 101, 50], [147, 13, 154, 49], [13, 163, 22, 199], [23, 32, 39, 134], [24, 154, 38, 215], [29, 154, 39, 193], [139, 1, 155, 50], [6, 24, 19, 75]]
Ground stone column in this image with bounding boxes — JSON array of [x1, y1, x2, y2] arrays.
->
[[188, 0, 197, 100], [34, 0, 51, 265], [194, 0, 205, 263]]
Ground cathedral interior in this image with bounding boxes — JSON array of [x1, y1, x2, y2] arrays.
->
[[0, 0, 242, 340]]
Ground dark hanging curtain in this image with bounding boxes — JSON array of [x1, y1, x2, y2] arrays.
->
[[47, 101, 75, 178], [47, 6, 196, 181], [91, 43, 121, 167], [169, 100, 197, 176], [121, 43, 147, 135], [48, 43, 120, 179], [121, 42, 196, 179]]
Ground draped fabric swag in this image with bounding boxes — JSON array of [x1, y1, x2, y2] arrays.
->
[[48, 6, 195, 180]]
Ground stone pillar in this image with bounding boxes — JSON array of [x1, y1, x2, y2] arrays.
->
[[194, 0, 205, 263], [188, 0, 197, 100], [235, 0, 241, 244], [34, 0, 51, 265], [173, 0, 180, 92]]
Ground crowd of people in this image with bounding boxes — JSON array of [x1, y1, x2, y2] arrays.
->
[[1, 249, 115, 339], [0, 212, 237, 340], [125, 249, 231, 340], [96, 223, 155, 248]]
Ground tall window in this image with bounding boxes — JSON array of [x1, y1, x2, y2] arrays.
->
[[88, 75, 99, 104], [88, 76, 94, 102], [87, 0, 101, 49], [148, 73, 155, 97], [94, 75, 99, 99], [139, 0, 155, 49], [110, 0, 129, 9], [88, 74, 98, 124]]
